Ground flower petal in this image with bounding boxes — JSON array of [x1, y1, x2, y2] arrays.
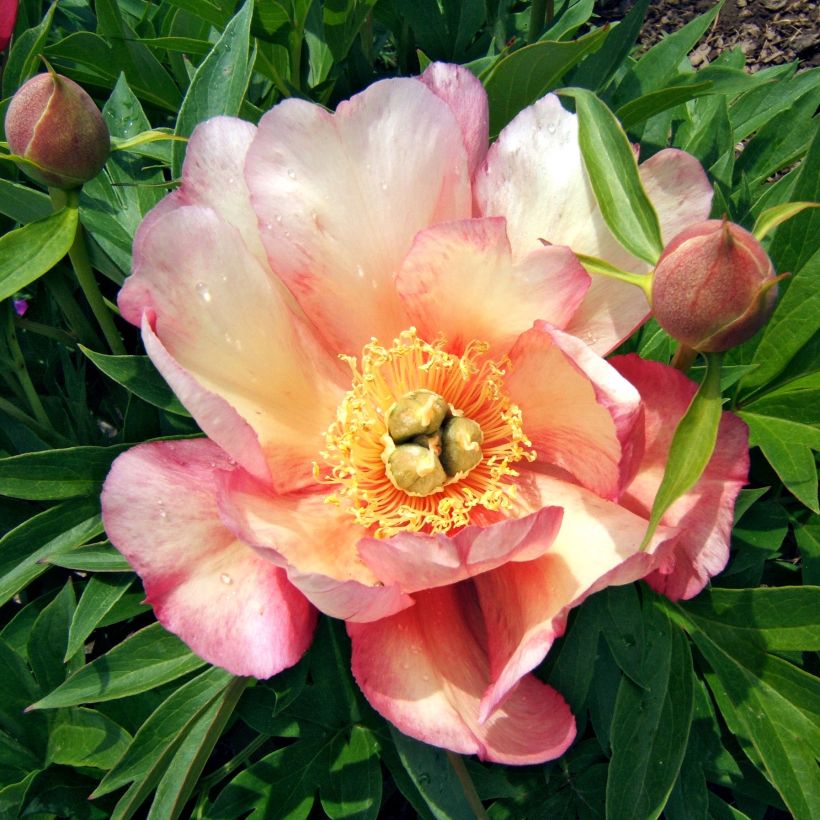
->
[[357, 506, 563, 594], [349, 584, 576, 764], [639, 148, 713, 244], [395, 217, 589, 354], [101, 439, 316, 678], [245, 78, 471, 354], [122, 204, 345, 491], [505, 323, 641, 499], [475, 471, 668, 719], [474, 95, 712, 354], [216, 469, 414, 622], [419, 62, 490, 177], [612, 355, 749, 599]]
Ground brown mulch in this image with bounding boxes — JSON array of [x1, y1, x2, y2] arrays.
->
[[598, 0, 820, 70]]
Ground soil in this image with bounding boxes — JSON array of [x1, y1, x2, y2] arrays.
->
[[598, 0, 820, 71]]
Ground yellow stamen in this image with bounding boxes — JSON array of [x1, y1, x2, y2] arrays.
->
[[317, 328, 534, 538]]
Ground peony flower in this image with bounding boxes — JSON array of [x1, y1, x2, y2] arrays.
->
[[102, 64, 747, 764]]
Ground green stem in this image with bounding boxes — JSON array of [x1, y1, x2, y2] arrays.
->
[[49, 188, 125, 355], [14, 316, 77, 346], [446, 752, 489, 820], [528, 0, 547, 42], [2, 304, 51, 429]]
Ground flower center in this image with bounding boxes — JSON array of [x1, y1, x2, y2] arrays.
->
[[318, 328, 534, 538]]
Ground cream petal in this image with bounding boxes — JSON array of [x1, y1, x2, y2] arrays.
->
[[244, 78, 472, 354]]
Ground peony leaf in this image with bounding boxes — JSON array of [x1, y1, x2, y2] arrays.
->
[[172, 0, 255, 176], [27, 581, 77, 693], [753, 202, 820, 242], [606, 599, 694, 820], [640, 352, 724, 549], [562, 87, 664, 265], [0, 203, 78, 303], [0, 499, 103, 608], [47, 707, 132, 770], [80, 347, 191, 416], [64, 573, 133, 662], [92, 666, 234, 799], [483, 28, 609, 136], [28, 622, 206, 710], [0, 444, 131, 500], [680, 587, 820, 652]]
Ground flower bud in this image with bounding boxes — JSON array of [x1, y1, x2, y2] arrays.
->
[[651, 220, 780, 352], [4, 70, 110, 189]]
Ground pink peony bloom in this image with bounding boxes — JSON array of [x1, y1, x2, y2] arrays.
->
[[0, 0, 17, 53], [102, 65, 747, 764]]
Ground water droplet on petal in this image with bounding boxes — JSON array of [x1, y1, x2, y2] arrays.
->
[[287, 168, 296, 179], [380, 181, 388, 191], [195, 282, 212, 303], [547, 122, 556, 135], [220, 573, 233, 585], [275, 214, 283, 224]]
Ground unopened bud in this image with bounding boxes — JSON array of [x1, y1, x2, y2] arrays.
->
[[5, 70, 110, 189], [440, 416, 483, 476], [651, 220, 781, 352], [387, 390, 448, 442], [386, 443, 447, 496]]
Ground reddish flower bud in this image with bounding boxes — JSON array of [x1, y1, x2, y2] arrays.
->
[[1, 0, 18, 53], [651, 219, 781, 352], [4, 70, 110, 189]]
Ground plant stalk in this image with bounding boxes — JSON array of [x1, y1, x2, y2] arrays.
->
[[447, 752, 490, 820]]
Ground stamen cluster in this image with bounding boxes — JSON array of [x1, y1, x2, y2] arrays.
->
[[318, 329, 535, 538]]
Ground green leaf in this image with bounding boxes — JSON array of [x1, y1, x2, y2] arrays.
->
[[617, 81, 714, 130], [484, 28, 609, 136], [795, 519, 820, 585], [93, 666, 234, 798], [641, 352, 724, 548], [739, 248, 820, 398], [27, 581, 77, 693], [606, 599, 694, 820], [562, 87, 663, 265], [29, 623, 206, 710], [0, 444, 131, 500], [613, 1, 723, 104], [1, 1, 57, 98], [47, 542, 134, 573], [0, 499, 103, 607], [17, 767, 108, 820], [145, 677, 247, 820], [681, 619, 820, 820], [682, 587, 820, 651], [320, 725, 382, 820], [172, 0, 255, 176], [81, 348, 190, 416], [767, 123, 820, 275], [753, 202, 819, 242], [739, 381, 820, 512], [388, 728, 478, 820], [0, 178, 52, 224], [65, 573, 133, 662], [47, 707, 132, 769], [0, 204, 79, 303], [570, 0, 650, 93]]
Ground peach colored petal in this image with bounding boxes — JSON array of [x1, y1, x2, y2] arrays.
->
[[420, 62, 490, 178], [216, 469, 414, 622], [244, 78, 471, 354], [122, 204, 345, 491], [474, 95, 713, 354], [394, 217, 589, 354], [349, 584, 576, 764], [357, 506, 563, 594], [473, 471, 671, 720], [101, 439, 316, 678], [505, 323, 640, 499], [612, 355, 749, 599]]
